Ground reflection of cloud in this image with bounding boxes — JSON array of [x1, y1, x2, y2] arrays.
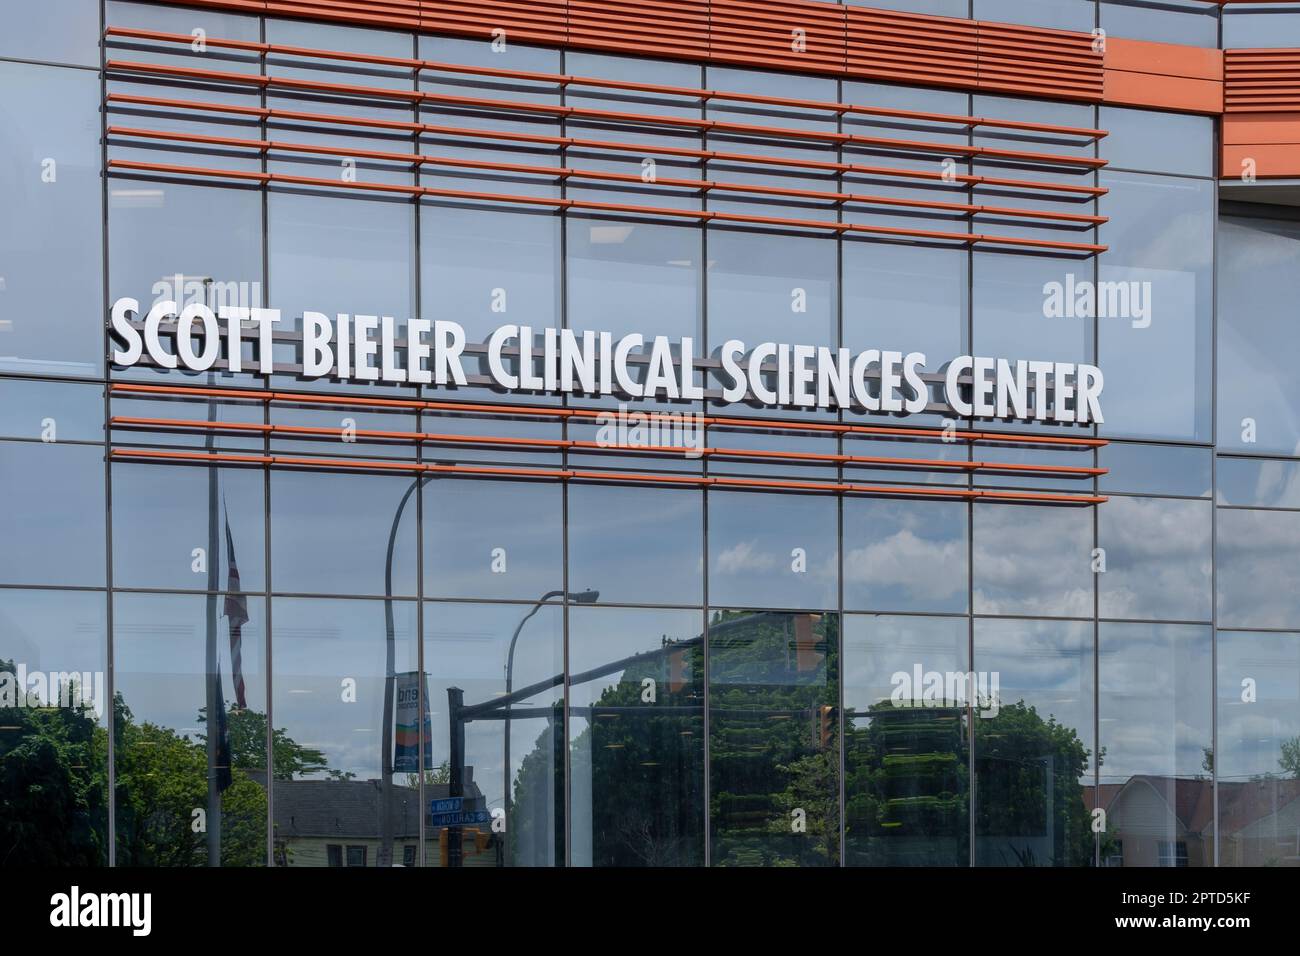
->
[[715, 540, 779, 575], [1218, 510, 1300, 628], [1099, 497, 1211, 620], [973, 505, 1092, 617], [844, 529, 964, 601]]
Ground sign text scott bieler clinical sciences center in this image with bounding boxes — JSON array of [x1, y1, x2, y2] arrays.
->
[[108, 297, 1105, 424]]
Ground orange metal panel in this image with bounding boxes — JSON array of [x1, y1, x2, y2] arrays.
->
[[1222, 112, 1300, 145], [1103, 70, 1224, 114], [1222, 143, 1300, 179], [1104, 37, 1223, 81]]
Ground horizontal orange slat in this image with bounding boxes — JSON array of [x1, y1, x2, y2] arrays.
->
[[109, 416, 1104, 477], [109, 382, 1109, 450], [132, 0, 1123, 106]]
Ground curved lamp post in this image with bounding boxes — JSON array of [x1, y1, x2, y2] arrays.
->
[[502, 587, 598, 866]]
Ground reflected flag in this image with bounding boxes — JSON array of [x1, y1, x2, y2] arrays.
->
[[223, 511, 249, 710]]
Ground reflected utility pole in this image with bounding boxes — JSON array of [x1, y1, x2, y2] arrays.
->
[[502, 588, 597, 866], [199, 277, 221, 867], [380, 474, 431, 868]]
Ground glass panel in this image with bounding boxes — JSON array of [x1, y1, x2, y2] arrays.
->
[[1099, 107, 1214, 177], [844, 614, 970, 866], [112, 462, 265, 592], [973, 503, 1092, 617], [0, 61, 102, 377], [844, 497, 969, 613], [708, 491, 838, 610], [1098, 496, 1211, 622], [113, 591, 268, 866], [108, 178, 264, 387], [423, 478, 562, 602], [0, 0, 100, 66], [423, 600, 563, 867], [1223, 5, 1300, 48], [1099, 442, 1212, 498], [709, 609, 839, 866], [1098, 622, 1212, 867], [1217, 508, 1300, 629], [1100, 1, 1219, 49], [567, 218, 702, 344], [569, 606, 704, 866], [707, 230, 838, 352], [974, 0, 1096, 31], [0, 378, 103, 442], [1217, 630, 1300, 867], [566, 484, 703, 607], [271, 597, 418, 867], [1217, 215, 1300, 456], [1098, 173, 1213, 442], [0, 440, 104, 587], [0, 589, 107, 865], [1217, 456, 1300, 509], [845, 0, 969, 14], [843, 241, 968, 361], [270, 469, 418, 598], [973, 617, 1095, 867]]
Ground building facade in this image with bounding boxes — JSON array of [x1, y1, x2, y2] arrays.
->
[[2, 0, 1300, 868]]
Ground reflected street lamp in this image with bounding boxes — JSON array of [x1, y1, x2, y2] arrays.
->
[[501, 588, 598, 866]]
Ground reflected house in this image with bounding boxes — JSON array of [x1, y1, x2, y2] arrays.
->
[[1087, 777, 1300, 868], [273, 777, 493, 867]]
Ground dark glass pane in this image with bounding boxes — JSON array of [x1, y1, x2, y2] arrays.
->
[[423, 601, 563, 867], [0, 589, 107, 866], [113, 591, 267, 866], [845, 614, 970, 866], [1098, 623, 1212, 867], [709, 609, 839, 866], [569, 606, 704, 866], [973, 618, 1095, 867], [271, 597, 419, 867]]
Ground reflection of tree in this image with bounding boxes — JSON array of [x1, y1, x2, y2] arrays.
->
[[847, 697, 1095, 867], [709, 611, 839, 868], [221, 707, 327, 780], [973, 701, 1093, 867], [0, 661, 106, 866], [1280, 737, 1300, 779], [846, 702, 968, 866], [511, 707, 563, 867], [568, 641, 704, 867], [115, 700, 265, 867]]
